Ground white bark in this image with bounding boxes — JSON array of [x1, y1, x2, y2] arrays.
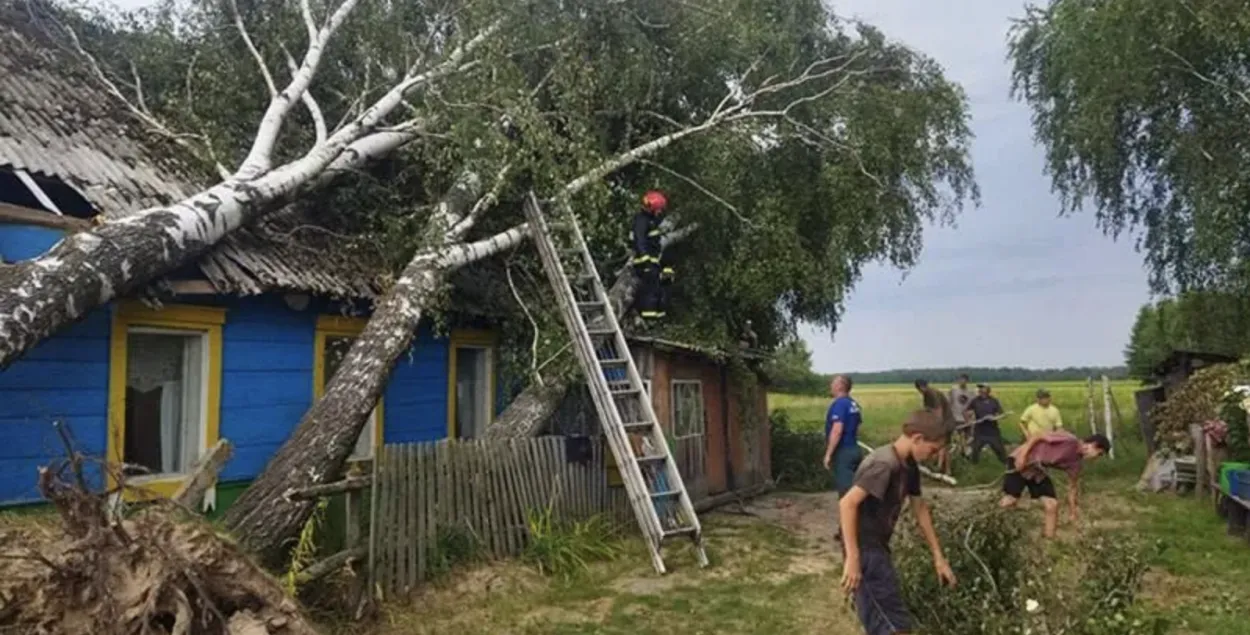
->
[[0, 18, 501, 367], [234, 0, 363, 178]]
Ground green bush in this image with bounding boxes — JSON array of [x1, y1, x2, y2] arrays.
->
[[522, 508, 621, 579], [895, 497, 1164, 635], [1220, 393, 1250, 462], [769, 409, 829, 492]]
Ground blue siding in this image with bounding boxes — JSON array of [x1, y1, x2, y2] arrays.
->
[[0, 292, 466, 506], [217, 295, 316, 482], [0, 309, 111, 503], [0, 225, 65, 262], [383, 325, 449, 443]]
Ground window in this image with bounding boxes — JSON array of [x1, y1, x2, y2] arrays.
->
[[448, 330, 496, 439], [315, 316, 382, 461], [108, 302, 224, 500], [671, 380, 705, 438]]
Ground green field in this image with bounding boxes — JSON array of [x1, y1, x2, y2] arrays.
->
[[769, 380, 1146, 482], [768, 380, 1139, 441]]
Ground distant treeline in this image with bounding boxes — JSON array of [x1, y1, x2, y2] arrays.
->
[[841, 366, 1130, 385], [765, 340, 1129, 395]]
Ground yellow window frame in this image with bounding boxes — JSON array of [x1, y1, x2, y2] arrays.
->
[[446, 329, 498, 439], [107, 301, 225, 501], [314, 315, 384, 459]]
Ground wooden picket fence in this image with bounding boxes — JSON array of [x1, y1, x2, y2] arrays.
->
[[368, 436, 632, 597]]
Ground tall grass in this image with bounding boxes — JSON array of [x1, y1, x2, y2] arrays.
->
[[522, 507, 621, 579]]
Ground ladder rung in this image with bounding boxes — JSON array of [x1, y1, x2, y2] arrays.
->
[[637, 454, 667, 463], [623, 421, 654, 430], [588, 328, 615, 336], [598, 358, 628, 366], [650, 490, 680, 498], [663, 526, 698, 539], [611, 388, 641, 396], [577, 301, 604, 309]]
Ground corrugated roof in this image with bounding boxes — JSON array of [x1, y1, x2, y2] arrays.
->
[[0, 8, 387, 298]]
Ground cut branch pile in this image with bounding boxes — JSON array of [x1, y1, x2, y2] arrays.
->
[[0, 451, 314, 635]]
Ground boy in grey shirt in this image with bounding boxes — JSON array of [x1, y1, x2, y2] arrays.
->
[[840, 410, 957, 634]]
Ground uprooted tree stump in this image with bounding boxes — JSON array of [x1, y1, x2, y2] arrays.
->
[[0, 438, 318, 635]]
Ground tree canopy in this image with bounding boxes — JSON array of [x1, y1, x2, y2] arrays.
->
[[1123, 291, 1250, 378], [1009, 0, 1250, 293], [49, 0, 977, 358]]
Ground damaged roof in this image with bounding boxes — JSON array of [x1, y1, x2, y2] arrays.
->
[[0, 7, 387, 298]]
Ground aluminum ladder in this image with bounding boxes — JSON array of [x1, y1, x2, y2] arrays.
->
[[523, 192, 708, 574]]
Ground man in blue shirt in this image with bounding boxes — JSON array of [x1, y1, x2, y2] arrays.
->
[[822, 374, 863, 497]]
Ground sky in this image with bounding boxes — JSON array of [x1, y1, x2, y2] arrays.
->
[[797, 0, 1152, 373], [96, 0, 1151, 373]]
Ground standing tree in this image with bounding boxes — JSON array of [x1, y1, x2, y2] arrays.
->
[[16, 0, 976, 559], [1009, 0, 1250, 293]]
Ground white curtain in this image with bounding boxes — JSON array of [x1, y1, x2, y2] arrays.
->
[[159, 380, 180, 473]]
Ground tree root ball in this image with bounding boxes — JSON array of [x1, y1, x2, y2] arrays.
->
[[0, 503, 317, 635]]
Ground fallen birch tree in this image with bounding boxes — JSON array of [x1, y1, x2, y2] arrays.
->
[[0, 0, 501, 367], [223, 53, 894, 558], [10, 0, 977, 561]]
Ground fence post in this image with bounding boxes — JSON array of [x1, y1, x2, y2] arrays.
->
[[1101, 375, 1115, 459], [1086, 377, 1097, 435]]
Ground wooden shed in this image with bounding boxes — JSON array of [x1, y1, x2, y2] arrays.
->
[[548, 336, 771, 504]]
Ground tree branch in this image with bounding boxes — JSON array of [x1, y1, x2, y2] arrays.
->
[[234, 0, 363, 179], [506, 262, 544, 386], [638, 158, 755, 226], [229, 0, 278, 98], [281, 43, 328, 146], [58, 22, 230, 180], [1159, 45, 1250, 110], [446, 162, 513, 240]]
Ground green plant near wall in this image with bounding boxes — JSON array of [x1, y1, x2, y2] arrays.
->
[[768, 409, 827, 492], [522, 507, 621, 579], [728, 354, 766, 432], [1220, 390, 1250, 463]]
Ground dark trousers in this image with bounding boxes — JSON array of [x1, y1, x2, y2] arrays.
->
[[635, 263, 669, 318], [970, 429, 1008, 465], [854, 548, 914, 635]]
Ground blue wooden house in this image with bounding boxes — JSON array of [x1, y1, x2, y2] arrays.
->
[[0, 16, 501, 510]]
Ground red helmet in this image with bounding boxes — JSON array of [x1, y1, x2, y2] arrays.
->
[[642, 190, 667, 212]]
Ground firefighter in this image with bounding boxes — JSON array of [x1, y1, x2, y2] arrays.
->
[[633, 190, 672, 321]]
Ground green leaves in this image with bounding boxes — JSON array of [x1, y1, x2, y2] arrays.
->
[[60, 0, 976, 355], [1011, 0, 1250, 292]]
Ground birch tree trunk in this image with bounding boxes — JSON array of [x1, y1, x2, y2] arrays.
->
[[223, 223, 529, 562]]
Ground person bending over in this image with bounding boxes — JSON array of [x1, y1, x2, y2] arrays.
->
[[1000, 431, 1111, 538]]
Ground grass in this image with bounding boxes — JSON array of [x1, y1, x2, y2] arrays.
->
[[337, 381, 1250, 633], [772, 382, 1250, 634]]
